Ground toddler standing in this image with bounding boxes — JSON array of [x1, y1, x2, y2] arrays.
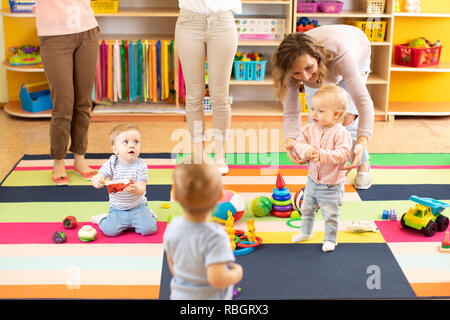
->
[[91, 123, 158, 237], [288, 84, 352, 252], [163, 156, 243, 299]]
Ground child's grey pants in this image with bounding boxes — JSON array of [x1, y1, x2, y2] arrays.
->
[[300, 177, 345, 244]]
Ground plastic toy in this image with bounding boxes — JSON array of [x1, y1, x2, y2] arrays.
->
[[78, 225, 97, 242], [293, 188, 305, 213], [212, 190, 245, 223], [167, 214, 174, 224], [390, 209, 397, 221], [439, 232, 450, 253], [404, 0, 420, 13], [8, 0, 35, 13], [230, 218, 263, 257], [296, 17, 319, 33], [106, 179, 133, 194], [286, 218, 301, 229], [63, 216, 78, 229], [347, 221, 378, 233], [20, 81, 52, 113], [9, 45, 41, 66], [226, 211, 237, 251], [400, 195, 450, 237], [161, 203, 171, 209], [52, 231, 67, 244], [382, 209, 390, 219], [251, 196, 272, 217], [271, 173, 293, 218], [232, 287, 242, 298]]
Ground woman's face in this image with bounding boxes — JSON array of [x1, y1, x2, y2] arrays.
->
[[291, 53, 319, 82]]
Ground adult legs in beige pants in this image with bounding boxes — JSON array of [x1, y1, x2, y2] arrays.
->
[[39, 27, 99, 184], [175, 9, 238, 173]]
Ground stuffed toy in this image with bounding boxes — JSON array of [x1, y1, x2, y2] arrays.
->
[[404, 0, 420, 13]]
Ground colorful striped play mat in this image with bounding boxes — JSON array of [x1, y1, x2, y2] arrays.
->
[[1, 153, 449, 299]]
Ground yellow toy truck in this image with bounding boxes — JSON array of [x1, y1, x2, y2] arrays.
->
[[401, 195, 449, 237]]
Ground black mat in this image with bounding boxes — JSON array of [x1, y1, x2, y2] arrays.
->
[[356, 184, 450, 201], [159, 243, 416, 300]]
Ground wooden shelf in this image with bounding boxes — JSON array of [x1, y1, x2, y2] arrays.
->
[[0, 8, 35, 18], [388, 101, 450, 116], [294, 11, 392, 18], [391, 62, 450, 72], [394, 12, 450, 18], [2, 60, 44, 73], [3, 101, 51, 118], [95, 7, 179, 17]]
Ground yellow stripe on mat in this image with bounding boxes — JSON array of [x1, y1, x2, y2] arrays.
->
[[256, 231, 385, 244]]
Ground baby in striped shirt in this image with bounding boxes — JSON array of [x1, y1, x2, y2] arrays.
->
[[288, 84, 352, 252], [90, 123, 158, 237]]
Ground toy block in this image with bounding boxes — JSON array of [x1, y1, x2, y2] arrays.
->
[[390, 209, 397, 221], [382, 209, 390, 220]]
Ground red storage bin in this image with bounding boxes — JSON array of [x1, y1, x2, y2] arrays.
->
[[394, 44, 442, 68]]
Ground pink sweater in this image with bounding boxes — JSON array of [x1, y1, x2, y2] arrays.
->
[[35, 0, 98, 36], [284, 25, 374, 141], [293, 122, 352, 185]]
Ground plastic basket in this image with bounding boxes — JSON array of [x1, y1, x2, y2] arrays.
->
[[8, 0, 35, 13], [297, 1, 319, 13], [347, 19, 387, 42], [20, 82, 53, 113], [91, 0, 119, 13], [362, 0, 386, 14], [233, 60, 267, 81], [394, 44, 442, 68], [318, 1, 344, 13]]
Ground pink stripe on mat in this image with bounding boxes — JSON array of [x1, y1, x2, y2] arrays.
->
[[371, 165, 450, 169], [375, 220, 447, 243], [0, 222, 166, 244], [14, 165, 175, 171]]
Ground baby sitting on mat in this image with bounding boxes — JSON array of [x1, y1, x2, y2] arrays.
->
[[90, 123, 158, 237]]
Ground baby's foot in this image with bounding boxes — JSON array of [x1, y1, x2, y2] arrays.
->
[[322, 241, 337, 252], [292, 232, 312, 243], [91, 213, 108, 224]]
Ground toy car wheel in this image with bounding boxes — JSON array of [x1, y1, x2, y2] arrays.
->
[[436, 215, 449, 231], [422, 220, 437, 237], [400, 213, 411, 229]]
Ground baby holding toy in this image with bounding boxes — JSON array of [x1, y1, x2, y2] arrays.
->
[[163, 156, 243, 299], [90, 123, 158, 237], [288, 84, 352, 252]]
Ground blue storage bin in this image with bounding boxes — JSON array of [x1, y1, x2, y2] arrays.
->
[[9, 0, 36, 13], [20, 82, 53, 113], [233, 60, 267, 81]]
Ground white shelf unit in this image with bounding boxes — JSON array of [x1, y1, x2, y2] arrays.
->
[[292, 0, 394, 121], [388, 10, 450, 118]]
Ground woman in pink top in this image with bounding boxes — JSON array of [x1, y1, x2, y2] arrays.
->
[[272, 25, 374, 189], [35, 0, 99, 185], [289, 84, 352, 252]]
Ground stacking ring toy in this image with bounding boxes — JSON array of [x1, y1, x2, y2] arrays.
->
[[233, 246, 255, 256], [272, 210, 293, 218], [271, 193, 292, 202], [272, 204, 294, 212], [271, 197, 292, 206], [236, 235, 262, 248], [287, 218, 302, 229], [272, 187, 290, 197]]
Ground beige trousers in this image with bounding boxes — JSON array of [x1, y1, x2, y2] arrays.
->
[[175, 9, 238, 142], [39, 27, 99, 159]]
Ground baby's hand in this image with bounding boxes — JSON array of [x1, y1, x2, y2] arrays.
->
[[305, 147, 320, 162], [123, 182, 136, 194], [91, 174, 105, 189]]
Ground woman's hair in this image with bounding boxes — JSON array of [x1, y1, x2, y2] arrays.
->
[[272, 32, 334, 102], [110, 123, 141, 145], [173, 156, 223, 216], [313, 84, 349, 123]]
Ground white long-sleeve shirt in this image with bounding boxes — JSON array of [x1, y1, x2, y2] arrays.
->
[[178, 0, 242, 14]]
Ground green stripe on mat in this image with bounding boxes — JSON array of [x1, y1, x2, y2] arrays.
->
[[176, 153, 450, 166]]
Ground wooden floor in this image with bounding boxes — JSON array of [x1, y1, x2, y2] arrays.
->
[[1, 107, 450, 181]]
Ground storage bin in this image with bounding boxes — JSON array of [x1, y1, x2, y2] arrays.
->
[[394, 44, 442, 68], [318, 1, 344, 13], [297, 1, 319, 13], [361, 0, 386, 14], [91, 0, 119, 13], [20, 82, 53, 113], [233, 60, 267, 81], [8, 0, 35, 13], [347, 19, 387, 42], [204, 96, 212, 112]]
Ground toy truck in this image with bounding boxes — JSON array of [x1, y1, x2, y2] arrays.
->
[[400, 195, 449, 237]]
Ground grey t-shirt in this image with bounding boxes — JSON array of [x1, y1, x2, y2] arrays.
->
[[163, 216, 236, 300]]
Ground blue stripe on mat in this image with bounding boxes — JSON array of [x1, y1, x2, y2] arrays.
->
[[21, 153, 176, 160], [0, 185, 171, 202], [357, 184, 450, 201], [159, 243, 417, 299]]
